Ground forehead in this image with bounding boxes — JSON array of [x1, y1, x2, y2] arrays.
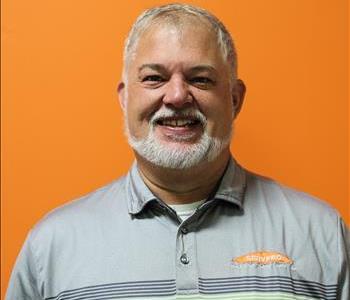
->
[[130, 21, 226, 71]]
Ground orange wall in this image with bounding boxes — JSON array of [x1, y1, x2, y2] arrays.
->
[[1, 0, 348, 297]]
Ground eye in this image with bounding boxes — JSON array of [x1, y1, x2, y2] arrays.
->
[[142, 75, 164, 83], [189, 77, 215, 88]]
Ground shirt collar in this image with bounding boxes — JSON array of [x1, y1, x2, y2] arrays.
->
[[126, 161, 158, 215], [213, 157, 246, 209], [126, 156, 246, 215]]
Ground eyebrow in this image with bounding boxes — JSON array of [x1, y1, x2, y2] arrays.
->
[[138, 64, 166, 73], [138, 64, 218, 75], [188, 65, 218, 74]]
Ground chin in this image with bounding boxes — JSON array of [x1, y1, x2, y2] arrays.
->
[[127, 129, 232, 170]]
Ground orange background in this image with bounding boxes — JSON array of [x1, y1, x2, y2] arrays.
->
[[1, 0, 348, 297]]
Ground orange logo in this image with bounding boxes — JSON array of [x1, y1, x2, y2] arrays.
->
[[233, 251, 293, 265]]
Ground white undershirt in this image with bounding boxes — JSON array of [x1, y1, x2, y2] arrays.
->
[[169, 199, 206, 221]]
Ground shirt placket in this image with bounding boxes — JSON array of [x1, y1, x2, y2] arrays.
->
[[175, 221, 199, 295]]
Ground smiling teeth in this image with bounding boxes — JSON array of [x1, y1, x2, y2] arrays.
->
[[162, 119, 196, 127]]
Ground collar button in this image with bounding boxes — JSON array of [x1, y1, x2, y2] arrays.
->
[[181, 227, 189, 234]]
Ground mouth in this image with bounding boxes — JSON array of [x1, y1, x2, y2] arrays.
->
[[155, 117, 201, 128], [152, 116, 203, 141]]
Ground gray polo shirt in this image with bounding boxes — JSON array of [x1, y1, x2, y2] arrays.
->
[[6, 158, 350, 299]]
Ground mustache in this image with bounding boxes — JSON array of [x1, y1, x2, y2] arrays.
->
[[150, 107, 207, 126]]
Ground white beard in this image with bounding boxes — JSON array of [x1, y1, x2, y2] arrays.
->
[[124, 107, 233, 169]]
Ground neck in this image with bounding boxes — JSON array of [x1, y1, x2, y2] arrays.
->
[[135, 149, 231, 205]]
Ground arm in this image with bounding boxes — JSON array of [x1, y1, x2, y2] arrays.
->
[[5, 231, 43, 300], [338, 218, 350, 300]]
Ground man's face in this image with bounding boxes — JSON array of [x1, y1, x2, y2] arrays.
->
[[119, 22, 242, 168]]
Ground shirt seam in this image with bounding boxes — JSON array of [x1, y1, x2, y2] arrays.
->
[[177, 288, 198, 292], [336, 212, 340, 298], [28, 230, 44, 298]]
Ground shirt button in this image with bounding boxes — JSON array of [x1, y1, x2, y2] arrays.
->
[[181, 227, 188, 234], [180, 254, 189, 265]]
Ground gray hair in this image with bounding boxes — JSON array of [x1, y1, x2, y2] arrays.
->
[[122, 3, 238, 82]]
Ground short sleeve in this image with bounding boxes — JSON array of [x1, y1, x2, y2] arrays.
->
[[338, 218, 350, 299], [5, 230, 43, 300]]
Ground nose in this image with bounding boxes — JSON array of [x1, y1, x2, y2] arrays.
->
[[162, 76, 192, 108]]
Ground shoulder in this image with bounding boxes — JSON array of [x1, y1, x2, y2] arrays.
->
[[244, 170, 341, 228], [242, 169, 349, 289], [29, 175, 128, 243]]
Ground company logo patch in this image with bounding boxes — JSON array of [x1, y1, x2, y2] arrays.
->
[[233, 251, 293, 265]]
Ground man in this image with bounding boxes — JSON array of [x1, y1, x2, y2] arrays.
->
[[6, 3, 349, 299]]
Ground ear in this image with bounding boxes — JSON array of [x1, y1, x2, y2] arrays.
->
[[117, 81, 126, 112], [231, 79, 246, 119]]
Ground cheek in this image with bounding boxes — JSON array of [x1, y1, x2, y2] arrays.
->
[[125, 110, 149, 139], [197, 91, 233, 120], [198, 93, 233, 135], [127, 88, 161, 122], [216, 90, 234, 120], [124, 98, 155, 139]]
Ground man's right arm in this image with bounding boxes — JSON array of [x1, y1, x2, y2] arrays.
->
[[6, 231, 43, 300], [338, 218, 350, 299]]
